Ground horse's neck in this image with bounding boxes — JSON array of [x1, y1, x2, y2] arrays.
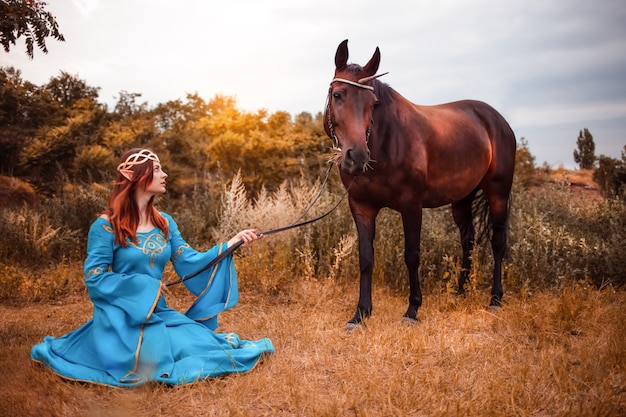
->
[[374, 89, 419, 128], [370, 91, 431, 159]]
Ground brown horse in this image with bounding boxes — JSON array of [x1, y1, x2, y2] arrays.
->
[[324, 40, 516, 327]]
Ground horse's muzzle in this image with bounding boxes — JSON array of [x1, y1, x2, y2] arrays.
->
[[342, 147, 370, 175]]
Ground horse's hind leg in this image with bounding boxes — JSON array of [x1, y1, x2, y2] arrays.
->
[[451, 193, 477, 296], [487, 196, 509, 307]]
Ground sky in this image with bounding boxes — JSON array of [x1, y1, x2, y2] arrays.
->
[[3, 0, 625, 169]]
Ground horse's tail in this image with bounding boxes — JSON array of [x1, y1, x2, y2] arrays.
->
[[472, 190, 511, 260], [472, 189, 490, 246]]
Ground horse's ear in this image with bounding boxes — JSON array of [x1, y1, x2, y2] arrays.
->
[[363, 46, 381, 77], [335, 39, 349, 71]]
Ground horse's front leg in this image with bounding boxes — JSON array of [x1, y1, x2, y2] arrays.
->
[[348, 202, 379, 327], [401, 208, 423, 322]]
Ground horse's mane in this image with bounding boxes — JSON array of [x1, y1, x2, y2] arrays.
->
[[372, 81, 394, 107]]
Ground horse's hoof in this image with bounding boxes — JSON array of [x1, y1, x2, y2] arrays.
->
[[489, 295, 503, 307], [488, 305, 502, 312], [401, 316, 419, 325], [345, 322, 362, 333]]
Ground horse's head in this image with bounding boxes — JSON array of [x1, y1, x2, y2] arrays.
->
[[325, 39, 386, 176]]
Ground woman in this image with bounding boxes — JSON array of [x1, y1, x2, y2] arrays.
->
[[31, 148, 274, 387]]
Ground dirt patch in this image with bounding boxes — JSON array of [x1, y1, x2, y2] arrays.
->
[[529, 168, 603, 202]]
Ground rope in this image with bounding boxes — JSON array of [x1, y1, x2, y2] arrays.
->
[[330, 78, 374, 91]]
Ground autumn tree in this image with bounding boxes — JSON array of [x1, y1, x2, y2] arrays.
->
[[573, 128, 596, 169], [0, 66, 61, 175], [202, 102, 272, 191], [2, 65, 336, 200], [594, 155, 620, 198], [102, 90, 155, 157], [45, 71, 99, 109], [20, 98, 107, 192], [0, 0, 65, 59], [72, 91, 157, 186], [514, 137, 536, 187], [112, 91, 146, 118], [593, 145, 626, 200], [19, 73, 106, 192], [155, 93, 215, 172]]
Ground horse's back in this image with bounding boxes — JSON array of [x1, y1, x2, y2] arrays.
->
[[432, 99, 514, 138]]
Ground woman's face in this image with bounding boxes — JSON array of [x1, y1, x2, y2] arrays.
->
[[145, 162, 168, 195]]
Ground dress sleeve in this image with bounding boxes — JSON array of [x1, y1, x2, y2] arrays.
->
[[83, 219, 162, 327], [165, 213, 239, 329]]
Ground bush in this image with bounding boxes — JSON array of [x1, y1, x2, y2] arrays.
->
[[0, 175, 39, 208], [0, 182, 108, 269], [508, 180, 625, 289]]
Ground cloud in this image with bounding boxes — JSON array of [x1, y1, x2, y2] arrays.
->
[[510, 102, 626, 127], [72, 0, 99, 16]]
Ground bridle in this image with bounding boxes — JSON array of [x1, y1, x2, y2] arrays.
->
[[325, 72, 388, 151]]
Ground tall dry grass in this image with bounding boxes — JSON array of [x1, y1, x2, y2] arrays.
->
[[1, 170, 624, 301]]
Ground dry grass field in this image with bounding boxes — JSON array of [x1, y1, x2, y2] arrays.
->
[[1, 167, 624, 416], [1, 276, 624, 417]]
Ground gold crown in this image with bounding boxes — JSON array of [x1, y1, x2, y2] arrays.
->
[[117, 149, 160, 172]]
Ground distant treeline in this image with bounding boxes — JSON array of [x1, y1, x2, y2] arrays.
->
[[0, 66, 334, 200]]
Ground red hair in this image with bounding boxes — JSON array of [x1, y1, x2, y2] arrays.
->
[[103, 148, 169, 247]]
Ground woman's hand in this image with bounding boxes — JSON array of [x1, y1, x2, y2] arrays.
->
[[227, 229, 262, 248]]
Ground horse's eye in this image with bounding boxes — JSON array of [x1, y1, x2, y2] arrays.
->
[[333, 92, 342, 100], [373, 100, 380, 107]]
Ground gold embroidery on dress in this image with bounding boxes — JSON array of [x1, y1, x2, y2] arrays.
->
[[86, 266, 105, 278], [171, 243, 190, 263], [130, 232, 167, 268]]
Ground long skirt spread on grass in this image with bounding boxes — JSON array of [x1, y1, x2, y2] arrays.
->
[[30, 213, 274, 387]]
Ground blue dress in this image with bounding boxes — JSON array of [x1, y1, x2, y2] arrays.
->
[[31, 212, 274, 387]]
